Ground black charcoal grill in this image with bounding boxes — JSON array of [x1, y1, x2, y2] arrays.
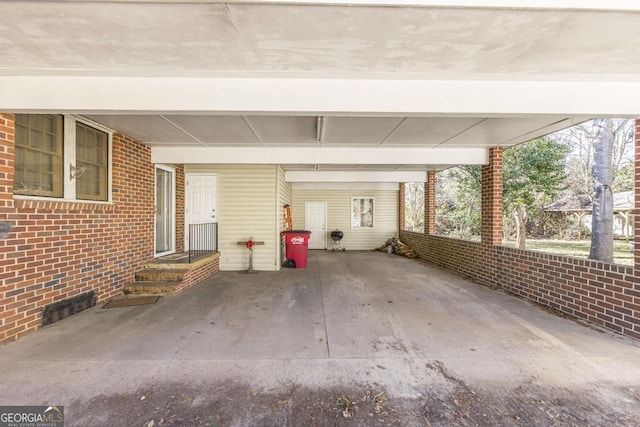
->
[[330, 230, 345, 251]]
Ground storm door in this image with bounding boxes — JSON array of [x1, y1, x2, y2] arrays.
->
[[155, 165, 175, 256]]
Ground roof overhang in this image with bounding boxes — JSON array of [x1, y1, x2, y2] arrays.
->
[[2, 1, 639, 180]]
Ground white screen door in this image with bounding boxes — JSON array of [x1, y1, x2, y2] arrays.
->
[[185, 174, 217, 250], [305, 202, 326, 249]]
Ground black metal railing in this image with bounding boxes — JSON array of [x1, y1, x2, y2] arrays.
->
[[189, 222, 218, 263]]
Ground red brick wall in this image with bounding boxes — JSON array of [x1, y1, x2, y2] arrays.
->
[[399, 182, 406, 231], [0, 115, 14, 210], [175, 164, 185, 253], [635, 119, 640, 272], [175, 254, 220, 294], [0, 114, 156, 343]]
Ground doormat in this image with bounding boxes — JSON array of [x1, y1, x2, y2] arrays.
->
[[103, 296, 161, 309]]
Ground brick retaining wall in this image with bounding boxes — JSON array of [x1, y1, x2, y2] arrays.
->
[[401, 231, 640, 339]]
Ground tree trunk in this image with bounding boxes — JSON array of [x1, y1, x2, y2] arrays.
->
[[514, 206, 526, 249], [588, 119, 614, 263]]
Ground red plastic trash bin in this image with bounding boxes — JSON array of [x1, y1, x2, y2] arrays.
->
[[281, 230, 311, 268]]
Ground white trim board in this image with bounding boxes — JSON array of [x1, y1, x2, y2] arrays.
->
[[152, 147, 488, 165], [292, 182, 399, 190], [3, 77, 639, 116], [286, 171, 426, 183]]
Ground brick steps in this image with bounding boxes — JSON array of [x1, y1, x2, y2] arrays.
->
[[124, 266, 186, 295], [135, 268, 188, 282], [124, 264, 187, 295], [123, 280, 181, 295], [121, 253, 220, 297]]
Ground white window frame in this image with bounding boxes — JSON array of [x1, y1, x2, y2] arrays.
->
[[14, 114, 113, 203], [351, 196, 375, 229], [155, 164, 176, 257]]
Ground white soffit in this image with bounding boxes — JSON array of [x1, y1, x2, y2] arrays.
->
[[151, 146, 488, 165], [286, 171, 426, 182], [85, 114, 586, 150]]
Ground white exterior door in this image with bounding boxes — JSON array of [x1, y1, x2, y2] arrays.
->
[[185, 174, 217, 250], [305, 202, 326, 249]]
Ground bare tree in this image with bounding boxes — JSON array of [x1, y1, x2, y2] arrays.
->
[[561, 123, 594, 197], [552, 118, 634, 197], [404, 182, 424, 232], [550, 118, 634, 254]]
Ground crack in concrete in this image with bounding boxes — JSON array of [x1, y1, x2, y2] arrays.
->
[[315, 251, 331, 358]]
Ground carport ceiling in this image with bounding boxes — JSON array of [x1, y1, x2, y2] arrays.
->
[[2, 0, 640, 177]]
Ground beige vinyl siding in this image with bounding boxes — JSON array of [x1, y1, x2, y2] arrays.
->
[[276, 165, 293, 268], [291, 188, 398, 250], [185, 165, 277, 271]]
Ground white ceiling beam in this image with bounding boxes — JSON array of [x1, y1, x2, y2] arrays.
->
[[2, 76, 639, 116], [151, 146, 488, 165], [286, 171, 426, 182]]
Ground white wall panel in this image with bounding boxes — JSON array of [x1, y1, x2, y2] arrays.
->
[[185, 164, 277, 271], [277, 165, 293, 268], [291, 188, 398, 250]]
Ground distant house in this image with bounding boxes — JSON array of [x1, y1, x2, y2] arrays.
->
[[544, 191, 634, 237]]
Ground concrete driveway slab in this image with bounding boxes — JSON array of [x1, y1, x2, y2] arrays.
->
[[1, 251, 639, 426]]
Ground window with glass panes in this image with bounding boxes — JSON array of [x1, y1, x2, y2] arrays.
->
[[76, 122, 108, 201], [14, 114, 64, 197], [351, 197, 374, 228], [14, 114, 110, 201]]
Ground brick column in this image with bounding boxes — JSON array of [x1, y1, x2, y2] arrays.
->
[[0, 113, 15, 210], [175, 164, 185, 253], [399, 182, 406, 231], [635, 119, 640, 271], [425, 171, 436, 235], [481, 147, 503, 246]]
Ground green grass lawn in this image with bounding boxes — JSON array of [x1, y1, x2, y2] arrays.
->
[[502, 239, 634, 266]]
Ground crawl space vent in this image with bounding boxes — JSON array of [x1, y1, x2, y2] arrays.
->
[[42, 291, 96, 326]]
